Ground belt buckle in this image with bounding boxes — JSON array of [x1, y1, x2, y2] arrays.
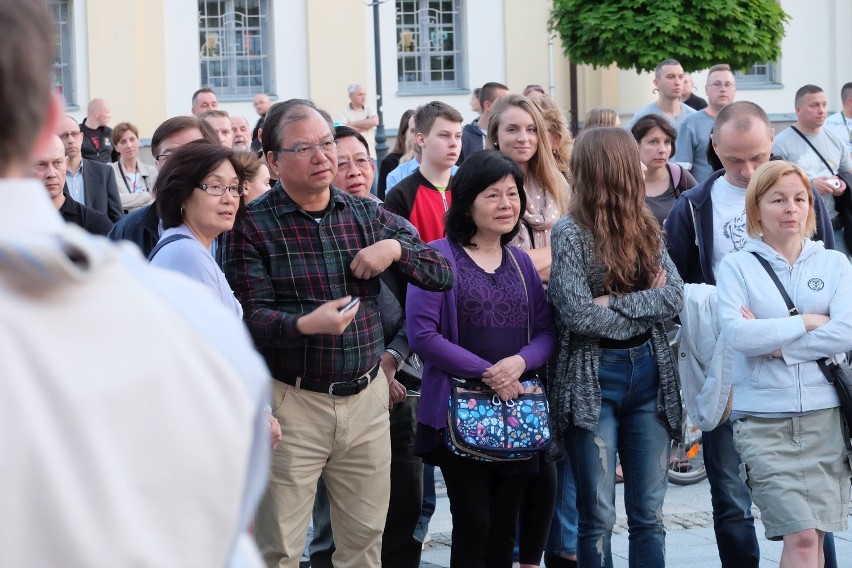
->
[[328, 381, 346, 396]]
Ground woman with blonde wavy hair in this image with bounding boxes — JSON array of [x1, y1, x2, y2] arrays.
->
[[487, 94, 570, 283], [549, 126, 684, 568], [531, 95, 573, 181]]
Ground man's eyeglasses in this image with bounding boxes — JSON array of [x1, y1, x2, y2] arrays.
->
[[196, 183, 245, 197], [337, 157, 372, 172], [275, 139, 338, 159], [709, 82, 735, 89], [155, 152, 173, 163], [57, 131, 83, 140]]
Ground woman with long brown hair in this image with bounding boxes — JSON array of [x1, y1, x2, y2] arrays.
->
[[549, 127, 684, 568]]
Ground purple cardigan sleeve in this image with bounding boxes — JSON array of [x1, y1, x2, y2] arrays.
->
[[406, 280, 492, 378]]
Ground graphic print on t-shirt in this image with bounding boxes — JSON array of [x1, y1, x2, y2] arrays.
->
[[721, 211, 748, 253]]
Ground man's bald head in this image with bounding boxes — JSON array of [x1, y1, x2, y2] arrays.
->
[[86, 98, 111, 127], [711, 101, 775, 188], [712, 101, 772, 145]]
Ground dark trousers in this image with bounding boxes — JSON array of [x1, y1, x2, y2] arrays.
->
[[440, 457, 525, 568], [516, 455, 557, 565]]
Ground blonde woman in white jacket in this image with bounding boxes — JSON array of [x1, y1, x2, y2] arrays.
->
[[716, 160, 852, 568]]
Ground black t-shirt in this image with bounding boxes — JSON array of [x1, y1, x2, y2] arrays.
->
[[79, 122, 115, 163]]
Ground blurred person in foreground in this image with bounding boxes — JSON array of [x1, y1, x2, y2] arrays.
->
[[0, 0, 271, 566]]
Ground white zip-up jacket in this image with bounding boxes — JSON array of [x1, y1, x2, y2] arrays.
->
[[676, 283, 735, 431], [716, 237, 852, 415]]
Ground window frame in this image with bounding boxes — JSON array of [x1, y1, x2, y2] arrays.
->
[[734, 61, 782, 90], [395, 0, 466, 95], [198, 0, 273, 100], [48, 0, 76, 108]]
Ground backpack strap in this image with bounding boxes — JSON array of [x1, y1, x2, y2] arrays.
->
[[147, 234, 193, 261], [668, 162, 682, 190]]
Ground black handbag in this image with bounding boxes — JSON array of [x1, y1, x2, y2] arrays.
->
[[750, 252, 852, 430]]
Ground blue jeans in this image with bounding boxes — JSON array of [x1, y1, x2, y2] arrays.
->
[[544, 456, 578, 557], [568, 341, 669, 568]]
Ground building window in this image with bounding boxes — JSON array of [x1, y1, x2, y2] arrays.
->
[[48, 0, 75, 107], [199, 0, 271, 98], [396, 0, 464, 92], [734, 62, 779, 86]]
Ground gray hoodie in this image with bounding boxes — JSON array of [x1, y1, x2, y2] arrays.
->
[[717, 237, 852, 415]]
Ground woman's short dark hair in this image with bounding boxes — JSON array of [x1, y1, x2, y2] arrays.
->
[[445, 150, 526, 247], [630, 114, 678, 157], [155, 139, 246, 229]]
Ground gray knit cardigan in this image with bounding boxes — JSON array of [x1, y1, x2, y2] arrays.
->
[[548, 215, 684, 448]]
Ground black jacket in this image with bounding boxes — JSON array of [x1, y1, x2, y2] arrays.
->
[[458, 121, 486, 165]]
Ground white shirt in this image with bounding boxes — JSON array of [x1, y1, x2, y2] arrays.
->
[[0, 179, 269, 567], [824, 111, 852, 159], [709, 175, 748, 275]]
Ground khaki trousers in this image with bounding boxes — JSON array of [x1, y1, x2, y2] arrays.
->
[[255, 371, 391, 568]]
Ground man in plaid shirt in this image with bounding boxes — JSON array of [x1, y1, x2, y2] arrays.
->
[[220, 99, 453, 568]]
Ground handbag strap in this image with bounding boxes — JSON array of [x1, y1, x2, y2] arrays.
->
[[790, 126, 837, 176], [507, 247, 531, 342], [749, 251, 841, 383], [748, 252, 800, 316]]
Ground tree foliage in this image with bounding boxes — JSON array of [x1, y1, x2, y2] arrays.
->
[[549, 0, 789, 73]]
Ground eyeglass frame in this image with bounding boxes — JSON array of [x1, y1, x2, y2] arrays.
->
[[57, 130, 83, 140], [274, 138, 339, 159], [337, 156, 373, 172], [196, 183, 245, 197]]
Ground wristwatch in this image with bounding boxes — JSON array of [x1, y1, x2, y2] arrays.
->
[[384, 348, 404, 370]]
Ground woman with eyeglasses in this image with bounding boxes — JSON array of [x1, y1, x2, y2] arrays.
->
[[149, 139, 246, 318]]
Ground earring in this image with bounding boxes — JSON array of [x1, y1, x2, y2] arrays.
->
[[493, 141, 499, 148], [180, 206, 184, 217]]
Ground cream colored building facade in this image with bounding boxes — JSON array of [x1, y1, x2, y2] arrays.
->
[[57, 0, 850, 142]]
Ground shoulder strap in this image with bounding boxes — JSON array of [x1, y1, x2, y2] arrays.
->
[[507, 247, 531, 342], [668, 162, 682, 189], [749, 253, 840, 384], [748, 251, 800, 316], [147, 234, 193, 262], [790, 126, 837, 175]]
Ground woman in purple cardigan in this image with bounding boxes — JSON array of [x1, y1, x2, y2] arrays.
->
[[406, 150, 557, 568]]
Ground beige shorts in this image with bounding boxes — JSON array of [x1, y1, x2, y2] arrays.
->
[[732, 407, 852, 540]]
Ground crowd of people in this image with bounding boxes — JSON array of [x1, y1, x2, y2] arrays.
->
[[5, 1, 852, 567]]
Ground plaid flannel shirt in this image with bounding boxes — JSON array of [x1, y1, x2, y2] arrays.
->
[[220, 185, 454, 384]]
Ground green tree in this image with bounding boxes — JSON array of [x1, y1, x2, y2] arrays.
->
[[550, 0, 789, 73]]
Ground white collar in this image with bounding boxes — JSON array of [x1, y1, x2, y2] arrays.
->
[[0, 178, 65, 239]]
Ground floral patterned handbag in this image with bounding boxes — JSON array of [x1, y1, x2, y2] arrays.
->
[[444, 249, 551, 462], [445, 376, 551, 461]]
